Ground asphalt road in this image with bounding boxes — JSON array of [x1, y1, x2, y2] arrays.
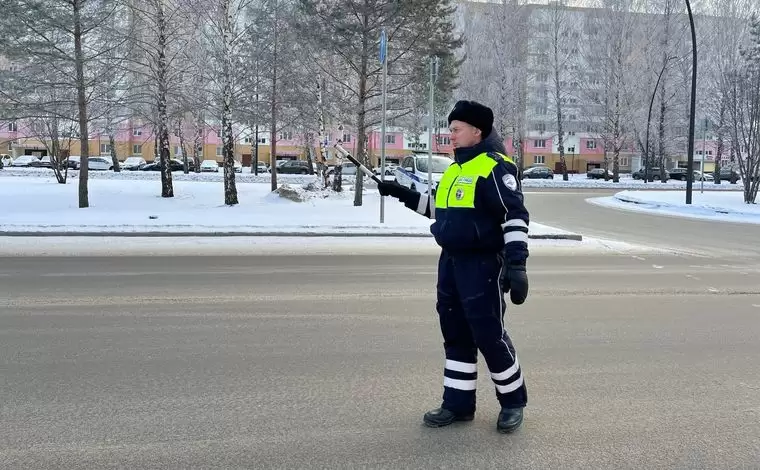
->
[[2, 249, 760, 469], [524, 188, 760, 257]]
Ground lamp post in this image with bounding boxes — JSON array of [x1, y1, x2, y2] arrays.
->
[[685, 0, 697, 204]]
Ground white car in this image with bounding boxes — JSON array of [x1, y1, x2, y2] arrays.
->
[[11, 155, 39, 167], [394, 154, 454, 194], [234, 160, 242, 173], [121, 156, 146, 170], [88, 156, 114, 170], [200, 159, 220, 172]]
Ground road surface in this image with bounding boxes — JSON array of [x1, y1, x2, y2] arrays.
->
[[525, 188, 760, 257], [2, 248, 759, 468]]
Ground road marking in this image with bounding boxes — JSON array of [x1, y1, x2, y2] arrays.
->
[[652, 265, 664, 269], [708, 287, 719, 293], [685, 274, 701, 281], [632, 256, 646, 261]]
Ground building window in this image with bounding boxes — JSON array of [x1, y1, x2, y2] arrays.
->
[[216, 146, 223, 156], [7, 121, 18, 132], [133, 128, 142, 136], [534, 155, 545, 164], [278, 131, 293, 141], [100, 143, 111, 154], [620, 157, 629, 166], [385, 135, 396, 144], [437, 136, 451, 145], [586, 140, 597, 149], [534, 139, 546, 148], [342, 133, 351, 143], [259, 138, 267, 144], [244, 136, 251, 144], [133, 144, 142, 154]]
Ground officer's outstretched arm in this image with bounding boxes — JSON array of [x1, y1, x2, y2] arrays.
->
[[484, 161, 529, 264], [402, 192, 435, 219], [377, 181, 435, 219]]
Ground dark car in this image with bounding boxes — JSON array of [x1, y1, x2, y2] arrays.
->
[[586, 168, 613, 179], [632, 167, 669, 180], [276, 160, 310, 174], [719, 167, 740, 183], [140, 159, 186, 172], [668, 168, 690, 181], [521, 166, 553, 179]]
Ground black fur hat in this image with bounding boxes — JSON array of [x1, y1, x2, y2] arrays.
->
[[447, 100, 494, 137]]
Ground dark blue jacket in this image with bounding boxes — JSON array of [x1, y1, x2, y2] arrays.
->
[[403, 130, 530, 264]]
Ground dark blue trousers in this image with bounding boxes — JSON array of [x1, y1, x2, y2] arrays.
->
[[436, 250, 528, 414]]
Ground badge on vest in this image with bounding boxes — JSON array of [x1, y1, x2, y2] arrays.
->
[[502, 174, 518, 191], [456, 176, 473, 185], [455, 188, 465, 200]]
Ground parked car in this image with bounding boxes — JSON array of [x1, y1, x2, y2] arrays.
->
[[11, 155, 40, 167], [374, 163, 397, 177], [234, 160, 242, 173], [521, 165, 553, 179], [277, 160, 311, 174], [140, 159, 186, 172], [632, 167, 669, 180], [200, 159, 220, 172], [719, 167, 740, 183], [586, 168, 613, 179], [121, 156, 146, 170], [394, 154, 454, 193], [28, 156, 53, 168], [88, 156, 114, 170], [65, 156, 81, 170]]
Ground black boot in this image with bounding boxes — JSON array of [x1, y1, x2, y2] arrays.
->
[[423, 407, 475, 428], [496, 407, 523, 433]]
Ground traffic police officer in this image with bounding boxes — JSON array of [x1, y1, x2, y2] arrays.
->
[[377, 100, 530, 433]]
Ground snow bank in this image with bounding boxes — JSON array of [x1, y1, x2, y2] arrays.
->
[[0, 177, 575, 237], [588, 190, 760, 224], [1, 167, 745, 190]]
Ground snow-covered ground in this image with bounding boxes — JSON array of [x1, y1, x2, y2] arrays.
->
[[0, 235, 657, 257], [0, 177, 574, 237], [0, 166, 745, 190], [589, 190, 760, 224]]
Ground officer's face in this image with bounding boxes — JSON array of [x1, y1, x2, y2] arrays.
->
[[449, 121, 482, 149]]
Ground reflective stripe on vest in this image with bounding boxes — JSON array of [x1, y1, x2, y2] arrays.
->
[[435, 153, 500, 209]]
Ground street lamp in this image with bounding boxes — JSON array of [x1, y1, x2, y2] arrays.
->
[[685, 0, 697, 204]]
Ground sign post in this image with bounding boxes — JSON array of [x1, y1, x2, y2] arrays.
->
[[379, 29, 388, 223]]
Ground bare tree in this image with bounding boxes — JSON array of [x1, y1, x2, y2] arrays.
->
[[1, 0, 121, 207], [298, 0, 462, 206], [544, 1, 571, 180]]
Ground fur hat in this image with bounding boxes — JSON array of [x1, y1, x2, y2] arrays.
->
[[447, 100, 494, 137]]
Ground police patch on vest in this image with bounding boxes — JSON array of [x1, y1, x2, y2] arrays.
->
[[502, 174, 518, 191], [456, 176, 473, 185], [455, 188, 465, 200]]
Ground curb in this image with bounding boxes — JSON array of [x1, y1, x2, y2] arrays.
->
[[0, 231, 582, 241]]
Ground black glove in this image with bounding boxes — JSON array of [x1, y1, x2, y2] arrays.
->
[[501, 263, 529, 305], [377, 181, 414, 203]]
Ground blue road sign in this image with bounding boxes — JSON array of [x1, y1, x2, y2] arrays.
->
[[379, 29, 387, 64]]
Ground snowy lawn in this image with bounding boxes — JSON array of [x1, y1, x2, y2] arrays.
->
[[588, 190, 760, 224], [1, 167, 745, 190], [0, 177, 574, 237]]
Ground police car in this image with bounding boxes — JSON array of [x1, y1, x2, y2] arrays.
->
[[394, 154, 454, 194]]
